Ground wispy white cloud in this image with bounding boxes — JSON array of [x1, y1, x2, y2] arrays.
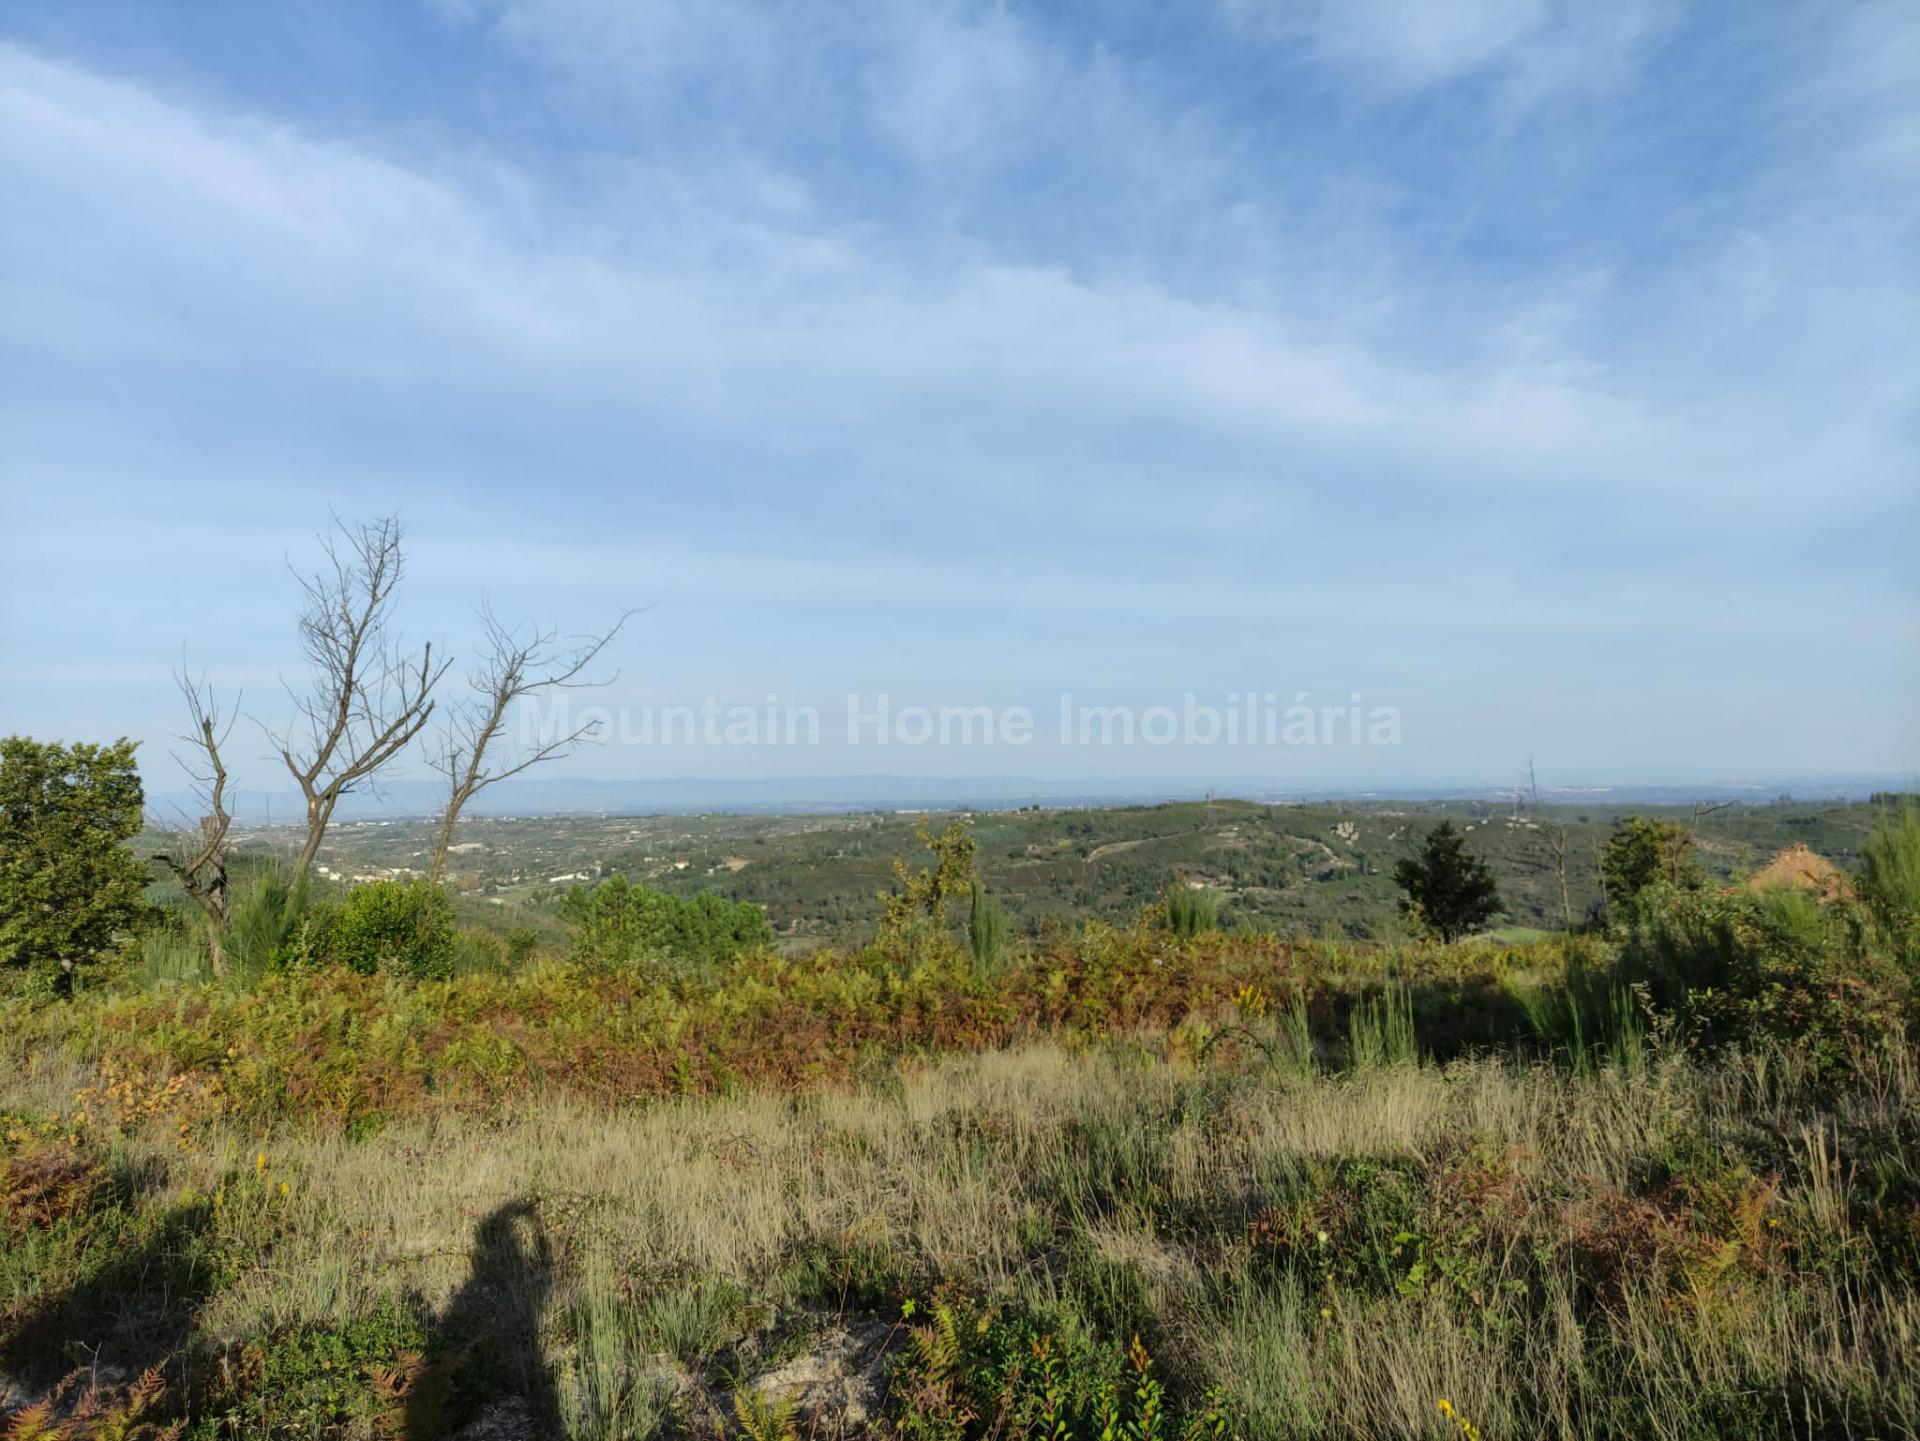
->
[[1221, 0, 1675, 101], [5, 35, 1895, 520], [0, 3, 1913, 782]]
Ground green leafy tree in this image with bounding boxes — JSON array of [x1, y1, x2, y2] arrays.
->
[[1599, 815, 1701, 909], [0, 736, 149, 992], [1394, 821, 1500, 942]]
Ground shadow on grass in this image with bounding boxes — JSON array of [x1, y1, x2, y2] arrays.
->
[[405, 1198, 560, 1439], [0, 1196, 218, 1400]]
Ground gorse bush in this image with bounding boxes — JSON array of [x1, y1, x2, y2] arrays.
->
[[327, 878, 458, 981]]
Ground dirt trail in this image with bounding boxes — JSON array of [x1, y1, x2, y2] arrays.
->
[[1085, 834, 1181, 863]]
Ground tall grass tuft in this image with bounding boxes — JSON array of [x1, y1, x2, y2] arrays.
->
[[140, 927, 210, 986], [1347, 980, 1417, 1069], [565, 1246, 672, 1440], [640, 1273, 749, 1365], [968, 879, 1008, 980], [1166, 886, 1220, 938], [1277, 997, 1316, 1075], [1860, 798, 1920, 959], [1513, 952, 1645, 1075]]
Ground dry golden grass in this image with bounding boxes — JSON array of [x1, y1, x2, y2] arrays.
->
[[5, 1023, 1917, 1438]]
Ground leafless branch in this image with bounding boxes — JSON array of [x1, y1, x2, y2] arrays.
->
[[426, 602, 635, 879], [1526, 759, 1576, 933], [259, 515, 451, 879], [1680, 799, 1735, 885]]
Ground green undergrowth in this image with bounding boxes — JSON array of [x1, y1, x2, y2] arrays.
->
[[2, 928, 1561, 1134]]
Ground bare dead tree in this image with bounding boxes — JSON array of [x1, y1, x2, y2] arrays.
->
[[265, 516, 451, 880], [153, 671, 236, 975], [1681, 799, 1734, 886], [426, 602, 633, 880], [1526, 759, 1576, 933]]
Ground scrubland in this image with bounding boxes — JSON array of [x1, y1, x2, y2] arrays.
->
[[4, 843, 1920, 1440]]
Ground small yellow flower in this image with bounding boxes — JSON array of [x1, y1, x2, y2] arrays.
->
[[1436, 1397, 1482, 1441], [256, 1152, 268, 1172], [277, 1181, 289, 1197]]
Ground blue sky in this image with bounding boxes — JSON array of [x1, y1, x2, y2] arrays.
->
[[1, 0, 1915, 798]]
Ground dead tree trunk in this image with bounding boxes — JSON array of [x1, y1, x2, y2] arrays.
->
[[264, 516, 449, 881], [154, 673, 235, 976], [1527, 760, 1575, 933]]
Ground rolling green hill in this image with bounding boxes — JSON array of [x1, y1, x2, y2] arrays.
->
[[283, 795, 1894, 949]]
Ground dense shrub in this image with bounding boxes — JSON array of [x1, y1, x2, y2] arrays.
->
[[559, 875, 771, 974], [1620, 884, 1910, 1069], [326, 879, 458, 981], [1600, 815, 1703, 908]]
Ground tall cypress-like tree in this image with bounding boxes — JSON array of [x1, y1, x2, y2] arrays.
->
[[0, 737, 149, 991], [1393, 821, 1500, 942]]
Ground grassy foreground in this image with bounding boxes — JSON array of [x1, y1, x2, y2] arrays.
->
[[3, 925, 1918, 1439]]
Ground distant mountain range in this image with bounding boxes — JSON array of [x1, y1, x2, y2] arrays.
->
[[148, 773, 1907, 825]]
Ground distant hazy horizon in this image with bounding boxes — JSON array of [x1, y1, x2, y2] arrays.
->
[[150, 770, 1910, 831]]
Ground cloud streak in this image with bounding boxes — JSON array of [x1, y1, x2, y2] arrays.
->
[[0, 3, 1913, 788]]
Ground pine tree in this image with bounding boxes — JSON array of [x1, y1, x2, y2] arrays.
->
[[1393, 821, 1499, 942]]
